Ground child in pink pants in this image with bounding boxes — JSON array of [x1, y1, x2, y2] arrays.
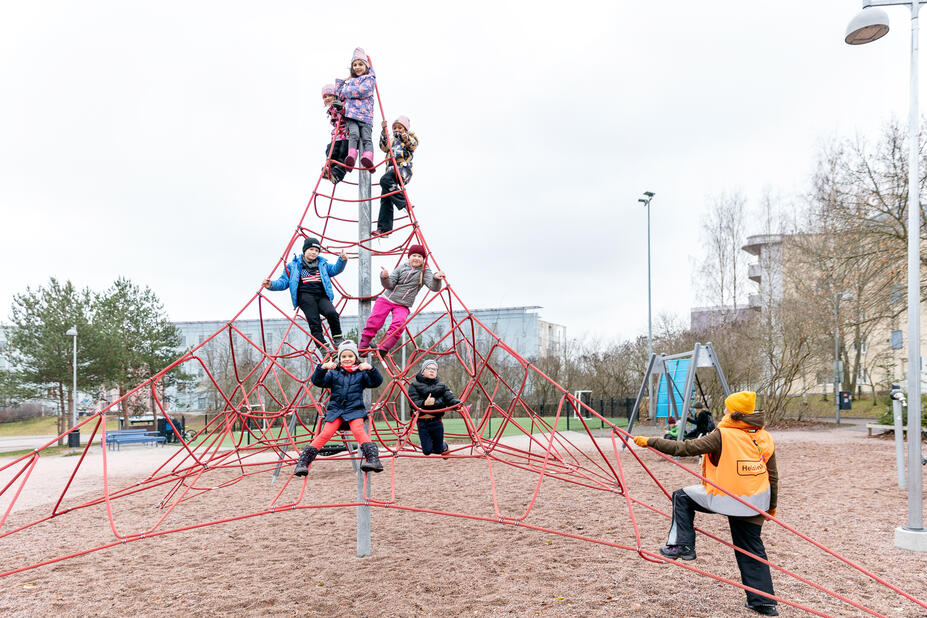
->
[[359, 244, 444, 355]]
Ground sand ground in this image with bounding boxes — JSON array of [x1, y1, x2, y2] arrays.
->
[[0, 423, 924, 617]]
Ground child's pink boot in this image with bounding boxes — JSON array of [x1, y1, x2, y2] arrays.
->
[[344, 148, 357, 169], [360, 151, 374, 169]]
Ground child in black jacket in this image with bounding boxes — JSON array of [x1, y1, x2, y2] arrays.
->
[[407, 359, 461, 457]]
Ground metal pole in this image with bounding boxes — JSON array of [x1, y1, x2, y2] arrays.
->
[[72, 331, 77, 429], [834, 294, 841, 425], [357, 166, 373, 557], [904, 0, 924, 533], [639, 192, 655, 422], [400, 336, 407, 423], [893, 391, 907, 489]]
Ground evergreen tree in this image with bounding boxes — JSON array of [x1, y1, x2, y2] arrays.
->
[[5, 279, 103, 444], [94, 277, 184, 424]]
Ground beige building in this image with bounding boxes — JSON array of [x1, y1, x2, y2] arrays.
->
[[742, 233, 926, 396]]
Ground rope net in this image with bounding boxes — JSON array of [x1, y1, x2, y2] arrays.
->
[[0, 56, 924, 616]]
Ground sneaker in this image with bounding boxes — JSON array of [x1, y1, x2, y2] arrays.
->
[[371, 229, 390, 238], [745, 603, 779, 616], [658, 545, 696, 560]]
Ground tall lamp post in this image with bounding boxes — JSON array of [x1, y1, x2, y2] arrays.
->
[[846, 0, 927, 552], [638, 191, 655, 421], [65, 326, 78, 447], [833, 292, 853, 425]]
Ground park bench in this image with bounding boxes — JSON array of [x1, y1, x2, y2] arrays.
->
[[105, 429, 167, 451], [866, 423, 927, 438]]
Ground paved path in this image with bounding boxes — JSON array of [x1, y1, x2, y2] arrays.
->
[[0, 435, 60, 452]]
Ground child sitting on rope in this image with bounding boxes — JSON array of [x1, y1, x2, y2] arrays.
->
[[633, 391, 779, 617], [334, 47, 376, 171], [294, 340, 384, 476], [358, 244, 444, 356], [321, 84, 348, 184], [373, 115, 418, 236], [408, 359, 461, 457], [263, 237, 347, 353]]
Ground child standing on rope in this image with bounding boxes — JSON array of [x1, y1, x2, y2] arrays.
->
[[294, 340, 384, 475], [263, 237, 347, 353], [633, 391, 779, 616], [358, 244, 444, 355], [335, 47, 376, 171], [408, 359, 461, 457], [374, 115, 418, 236], [321, 84, 348, 184]]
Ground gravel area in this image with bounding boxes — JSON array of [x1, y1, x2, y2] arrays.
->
[[0, 425, 924, 617]]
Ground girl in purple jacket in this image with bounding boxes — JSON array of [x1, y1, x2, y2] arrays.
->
[[335, 47, 376, 171]]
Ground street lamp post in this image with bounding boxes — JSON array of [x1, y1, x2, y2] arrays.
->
[[846, 0, 927, 551], [65, 326, 77, 428], [833, 292, 852, 425], [638, 191, 655, 421]]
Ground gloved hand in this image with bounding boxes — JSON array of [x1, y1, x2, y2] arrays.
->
[[633, 436, 649, 447], [767, 508, 777, 518]]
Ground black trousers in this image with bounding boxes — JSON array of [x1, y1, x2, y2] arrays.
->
[[377, 166, 410, 232], [325, 140, 349, 182], [668, 489, 776, 608], [297, 292, 342, 347]]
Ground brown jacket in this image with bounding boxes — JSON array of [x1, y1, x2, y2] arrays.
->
[[646, 411, 778, 526]]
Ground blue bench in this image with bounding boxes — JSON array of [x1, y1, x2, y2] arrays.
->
[[105, 429, 167, 451]]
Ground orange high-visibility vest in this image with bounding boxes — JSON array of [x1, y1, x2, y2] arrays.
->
[[700, 426, 775, 517]]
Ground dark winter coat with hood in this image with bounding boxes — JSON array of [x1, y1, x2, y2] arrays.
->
[[310, 363, 383, 423], [407, 373, 460, 418]]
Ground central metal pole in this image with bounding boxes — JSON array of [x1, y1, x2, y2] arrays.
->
[[357, 166, 373, 557], [904, 0, 924, 533]]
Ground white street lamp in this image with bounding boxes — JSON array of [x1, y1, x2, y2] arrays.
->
[[846, 0, 927, 552], [833, 292, 853, 425], [638, 191, 655, 421], [65, 326, 78, 444]]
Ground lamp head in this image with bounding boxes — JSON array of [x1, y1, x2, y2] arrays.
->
[[845, 8, 889, 45], [66, 326, 77, 337], [643, 191, 655, 198], [638, 198, 647, 204]]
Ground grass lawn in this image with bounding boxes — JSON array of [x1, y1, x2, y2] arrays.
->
[[0, 416, 121, 437]]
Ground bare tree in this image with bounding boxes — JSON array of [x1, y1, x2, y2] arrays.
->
[[697, 192, 749, 315]]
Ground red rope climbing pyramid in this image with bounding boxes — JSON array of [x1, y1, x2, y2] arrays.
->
[[0, 54, 924, 617]]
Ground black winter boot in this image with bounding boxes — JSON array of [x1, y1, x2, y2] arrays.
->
[[294, 445, 319, 477], [359, 442, 384, 473]]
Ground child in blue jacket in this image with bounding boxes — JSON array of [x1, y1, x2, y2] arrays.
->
[[294, 340, 384, 475], [263, 237, 347, 352]]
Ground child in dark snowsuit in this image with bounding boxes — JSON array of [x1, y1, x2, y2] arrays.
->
[[294, 340, 384, 476], [358, 244, 444, 354], [334, 47, 376, 170], [407, 359, 461, 457], [263, 237, 347, 352], [321, 84, 348, 184], [374, 115, 418, 235]]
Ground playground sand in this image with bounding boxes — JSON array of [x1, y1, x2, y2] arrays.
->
[[0, 427, 924, 617]]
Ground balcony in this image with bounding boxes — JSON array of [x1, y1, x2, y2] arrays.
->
[[748, 263, 763, 283]]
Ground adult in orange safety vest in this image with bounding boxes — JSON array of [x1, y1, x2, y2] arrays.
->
[[633, 391, 780, 617]]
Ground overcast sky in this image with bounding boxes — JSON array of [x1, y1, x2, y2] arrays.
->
[[0, 1, 918, 343]]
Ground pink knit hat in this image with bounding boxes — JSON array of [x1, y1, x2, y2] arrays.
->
[[393, 115, 411, 131], [321, 84, 336, 97], [351, 47, 368, 68]]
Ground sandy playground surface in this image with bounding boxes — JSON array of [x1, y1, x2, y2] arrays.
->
[[0, 423, 925, 617]]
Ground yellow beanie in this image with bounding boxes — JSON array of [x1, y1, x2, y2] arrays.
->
[[724, 391, 756, 415]]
